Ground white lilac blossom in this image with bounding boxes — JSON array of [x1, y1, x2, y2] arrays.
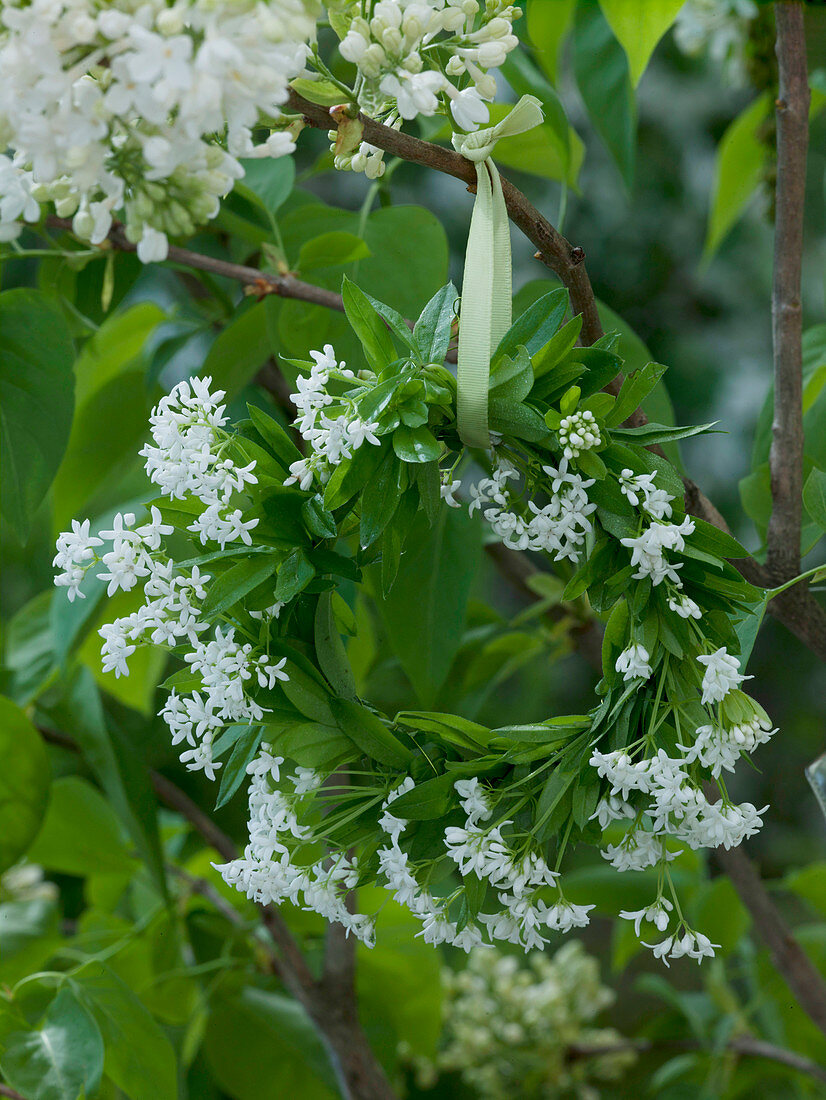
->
[[620, 516, 695, 586], [697, 647, 750, 704], [284, 345, 380, 489], [618, 468, 674, 520], [0, 0, 317, 250], [674, 0, 757, 85], [408, 944, 635, 1098], [615, 643, 652, 682], [467, 457, 596, 562], [557, 409, 601, 460]]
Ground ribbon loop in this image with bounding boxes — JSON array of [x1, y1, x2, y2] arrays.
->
[[453, 96, 543, 448]]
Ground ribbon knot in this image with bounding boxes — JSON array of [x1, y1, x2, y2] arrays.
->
[[451, 96, 544, 448]]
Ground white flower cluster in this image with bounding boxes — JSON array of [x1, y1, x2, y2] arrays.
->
[[674, 0, 757, 85], [216, 751, 377, 944], [557, 409, 601, 460], [377, 776, 593, 952], [140, 376, 259, 548], [618, 468, 674, 521], [615, 643, 652, 683], [339, 0, 518, 126], [284, 344, 381, 491], [589, 650, 775, 965], [0, 0, 317, 252], [621, 516, 695, 587], [468, 457, 597, 563], [407, 943, 635, 1099], [54, 377, 290, 786]]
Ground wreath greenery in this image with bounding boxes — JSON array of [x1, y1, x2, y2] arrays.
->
[[54, 277, 774, 966]]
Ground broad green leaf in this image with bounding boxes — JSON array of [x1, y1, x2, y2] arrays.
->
[[302, 494, 338, 539], [201, 555, 279, 616], [204, 983, 337, 1100], [611, 421, 718, 446], [248, 403, 303, 468], [51, 304, 165, 532], [0, 289, 75, 540], [574, 0, 636, 188], [0, 987, 103, 1100], [500, 49, 577, 184], [362, 291, 418, 352], [265, 720, 350, 769], [27, 776, 134, 877], [330, 698, 412, 767], [314, 592, 357, 699], [298, 231, 371, 273], [342, 276, 397, 370], [290, 77, 346, 107], [703, 93, 771, 262], [392, 425, 441, 463], [374, 509, 481, 705], [527, 0, 576, 85], [0, 696, 50, 874], [598, 0, 685, 86], [76, 588, 166, 716], [804, 467, 826, 532], [494, 288, 569, 365], [387, 772, 455, 820], [72, 964, 178, 1100], [239, 156, 295, 215], [0, 900, 61, 987], [203, 301, 272, 396], [51, 669, 166, 894]]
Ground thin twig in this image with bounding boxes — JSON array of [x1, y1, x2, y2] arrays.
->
[[767, 2, 809, 584], [568, 1034, 826, 1084], [44, 216, 345, 313], [0, 1086, 26, 1100]]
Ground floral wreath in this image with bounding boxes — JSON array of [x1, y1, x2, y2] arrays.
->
[[53, 266, 773, 968]]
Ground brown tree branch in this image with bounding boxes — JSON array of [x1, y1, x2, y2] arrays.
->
[[767, 2, 809, 584], [0, 1086, 27, 1100], [568, 1034, 826, 1084]]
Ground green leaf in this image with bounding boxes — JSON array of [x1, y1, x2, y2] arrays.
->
[[500, 50, 578, 185], [342, 276, 397, 370], [535, 767, 578, 840], [360, 450, 404, 547], [610, 421, 718, 446], [598, 0, 685, 86], [0, 695, 49, 874], [495, 288, 569, 365], [605, 363, 667, 427], [703, 93, 771, 262], [0, 986, 104, 1100], [52, 669, 166, 894], [239, 156, 295, 215], [375, 509, 481, 705], [290, 76, 347, 107], [280, 666, 336, 725], [201, 555, 279, 616], [416, 462, 441, 525], [330, 698, 412, 767], [392, 425, 441, 463], [387, 772, 455, 820], [265, 720, 350, 769], [804, 467, 826, 532], [532, 315, 584, 379], [27, 776, 134, 877], [0, 289, 75, 540], [204, 984, 337, 1100], [215, 725, 263, 809], [302, 494, 338, 539], [51, 303, 164, 531], [275, 548, 316, 602], [314, 592, 357, 699], [71, 964, 178, 1100], [0, 900, 61, 987], [247, 404, 303, 468], [362, 292, 417, 352], [413, 283, 457, 364], [574, 0, 636, 188], [298, 231, 370, 273], [527, 0, 576, 85], [203, 301, 272, 396]]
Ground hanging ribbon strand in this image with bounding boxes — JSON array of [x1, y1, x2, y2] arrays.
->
[[452, 95, 545, 449]]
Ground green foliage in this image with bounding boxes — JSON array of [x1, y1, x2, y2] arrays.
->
[[598, 0, 685, 86], [0, 697, 49, 874], [0, 289, 74, 541]]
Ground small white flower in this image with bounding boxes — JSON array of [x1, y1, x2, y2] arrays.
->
[[697, 647, 750, 704], [615, 643, 652, 682]]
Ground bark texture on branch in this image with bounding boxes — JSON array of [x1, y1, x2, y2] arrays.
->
[[767, 1, 809, 583]]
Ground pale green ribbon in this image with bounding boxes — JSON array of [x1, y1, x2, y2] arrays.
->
[[452, 95, 544, 448]]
